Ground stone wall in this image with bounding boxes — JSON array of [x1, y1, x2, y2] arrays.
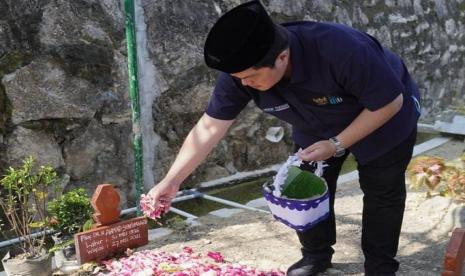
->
[[0, 0, 463, 206]]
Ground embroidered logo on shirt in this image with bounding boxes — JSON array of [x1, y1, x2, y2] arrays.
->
[[263, 104, 290, 112], [312, 96, 343, 105], [312, 97, 328, 105]]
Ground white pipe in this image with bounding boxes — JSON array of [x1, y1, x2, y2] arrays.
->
[[169, 207, 198, 219], [187, 191, 270, 214], [0, 229, 56, 249]]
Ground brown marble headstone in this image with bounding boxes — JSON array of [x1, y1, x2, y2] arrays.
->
[[91, 184, 121, 227], [74, 184, 149, 264], [442, 228, 465, 276]]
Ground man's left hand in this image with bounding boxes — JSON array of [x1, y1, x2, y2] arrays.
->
[[298, 140, 336, 161]]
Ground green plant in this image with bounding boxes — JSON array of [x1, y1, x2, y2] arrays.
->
[[47, 188, 93, 237], [407, 152, 465, 200], [0, 156, 59, 257], [281, 166, 326, 199]]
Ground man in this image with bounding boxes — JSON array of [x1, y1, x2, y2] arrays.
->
[[148, 1, 421, 275]]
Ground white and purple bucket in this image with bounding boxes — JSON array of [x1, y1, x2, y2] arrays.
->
[[262, 181, 330, 232]]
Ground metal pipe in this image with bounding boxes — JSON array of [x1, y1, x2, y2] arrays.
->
[[186, 191, 270, 214], [172, 194, 200, 203], [0, 205, 199, 249], [121, 207, 137, 216], [169, 207, 198, 219], [124, 0, 143, 216], [0, 229, 56, 249]]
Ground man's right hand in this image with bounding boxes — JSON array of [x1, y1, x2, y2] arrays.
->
[[145, 113, 234, 214], [147, 180, 180, 213]]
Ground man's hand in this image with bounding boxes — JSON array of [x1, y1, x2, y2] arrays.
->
[[144, 113, 234, 214], [147, 181, 180, 213], [298, 94, 404, 162], [298, 140, 336, 162]]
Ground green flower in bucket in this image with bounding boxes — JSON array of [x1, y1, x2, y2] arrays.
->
[[281, 166, 327, 199]]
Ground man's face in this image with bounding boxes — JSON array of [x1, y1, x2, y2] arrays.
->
[[231, 50, 290, 91]]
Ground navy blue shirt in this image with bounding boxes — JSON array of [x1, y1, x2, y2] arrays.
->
[[206, 21, 421, 164]]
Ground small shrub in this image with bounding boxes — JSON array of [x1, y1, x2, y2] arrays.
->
[[0, 156, 59, 257], [47, 188, 93, 237]]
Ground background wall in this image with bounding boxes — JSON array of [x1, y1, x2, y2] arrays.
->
[[0, 0, 463, 206]]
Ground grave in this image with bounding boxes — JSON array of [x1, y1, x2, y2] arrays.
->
[[74, 184, 148, 264]]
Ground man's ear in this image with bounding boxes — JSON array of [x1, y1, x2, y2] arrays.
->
[[276, 50, 289, 65], [278, 50, 289, 62]]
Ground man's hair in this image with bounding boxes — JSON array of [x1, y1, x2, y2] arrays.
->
[[253, 25, 289, 69], [253, 45, 289, 68]]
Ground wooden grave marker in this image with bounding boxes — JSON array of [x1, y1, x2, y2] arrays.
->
[[74, 184, 148, 264]]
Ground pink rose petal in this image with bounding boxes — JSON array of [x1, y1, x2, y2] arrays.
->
[[183, 246, 194, 254], [207, 251, 224, 263]]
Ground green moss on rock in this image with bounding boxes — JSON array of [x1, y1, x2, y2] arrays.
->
[[0, 85, 6, 133], [0, 51, 28, 78], [0, 51, 32, 133], [458, 2, 465, 12]]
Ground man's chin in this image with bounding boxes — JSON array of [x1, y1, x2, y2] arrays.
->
[[254, 86, 269, 91]]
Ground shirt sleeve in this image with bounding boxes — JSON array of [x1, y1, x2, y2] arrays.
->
[[205, 73, 252, 120], [338, 43, 405, 111]]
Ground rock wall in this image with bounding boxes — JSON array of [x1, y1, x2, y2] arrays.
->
[[0, 0, 463, 206]]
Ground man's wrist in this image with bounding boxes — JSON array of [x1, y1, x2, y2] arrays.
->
[[161, 177, 182, 188], [329, 136, 345, 157]]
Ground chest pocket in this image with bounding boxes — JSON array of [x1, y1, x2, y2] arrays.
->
[[252, 89, 336, 138], [253, 91, 308, 129]]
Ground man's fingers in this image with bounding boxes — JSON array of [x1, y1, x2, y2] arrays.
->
[[164, 203, 172, 213], [160, 199, 172, 214], [298, 148, 318, 161]]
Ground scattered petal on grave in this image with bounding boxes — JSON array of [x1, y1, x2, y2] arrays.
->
[[97, 247, 285, 275]]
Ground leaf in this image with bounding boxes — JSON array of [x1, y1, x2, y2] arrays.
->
[[29, 221, 46, 228], [34, 191, 47, 200], [49, 239, 75, 253], [82, 218, 94, 232], [281, 166, 326, 199], [284, 166, 301, 187]]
